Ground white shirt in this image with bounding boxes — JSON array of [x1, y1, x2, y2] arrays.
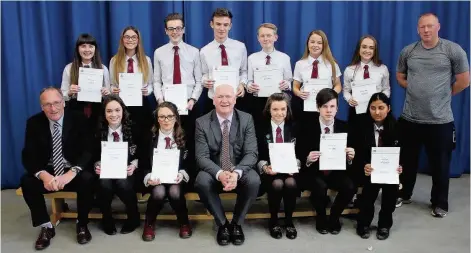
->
[[319, 117, 334, 134], [271, 120, 285, 141], [107, 126, 123, 142], [157, 130, 176, 150], [153, 41, 203, 102], [343, 61, 390, 102], [200, 38, 248, 99], [248, 49, 292, 92], [374, 124, 384, 147], [109, 54, 154, 95], [61, 62, 111, 101], [293, 56, 341, 89]]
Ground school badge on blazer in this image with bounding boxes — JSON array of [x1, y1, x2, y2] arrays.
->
[[265, 134, 271, 144], [129, 144, 137, 155]]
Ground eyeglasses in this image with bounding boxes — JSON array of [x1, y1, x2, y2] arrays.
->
[[123, 35, 139, 41], [157, 115, 176, 121], [41, 101, 63, 109], [166, 26, 184, 33]]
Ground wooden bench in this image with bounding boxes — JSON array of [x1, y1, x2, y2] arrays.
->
[[16, 188, 360, 226]]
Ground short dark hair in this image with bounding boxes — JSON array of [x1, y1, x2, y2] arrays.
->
[[316, 88, 338, 108], [164, 13, 184, 28], [419, 12, 439, 21], [211, 8, 233, 21], [263, 92, 293, 122]]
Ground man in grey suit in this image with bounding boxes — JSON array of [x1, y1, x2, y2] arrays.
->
[[195, 84, 260, 246]]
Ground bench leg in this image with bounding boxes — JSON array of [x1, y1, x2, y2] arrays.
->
[[51, 198, 64, 226]]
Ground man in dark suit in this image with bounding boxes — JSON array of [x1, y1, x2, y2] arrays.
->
[[21, 87, 95, 250], [194, 84, 260, 246]]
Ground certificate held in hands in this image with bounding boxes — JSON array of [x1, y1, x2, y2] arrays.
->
[[303, 79, 330, 112], [100, 141, 128, 179], [164, 85, 188, 115], [351, 78, 377, 114], [254, 67, 283, 97], [77, 67, 104, 103], [151, 149, 180, 184], [119, 73, 143, 106], [371, 147, 400, 184], [269, 143, 298, 174], [319, 133, 347, 171], [213, 66, 238, 94]]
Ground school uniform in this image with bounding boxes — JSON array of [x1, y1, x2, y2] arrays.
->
[[109, 55, 154, 130]]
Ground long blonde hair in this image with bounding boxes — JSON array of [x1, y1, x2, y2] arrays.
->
[[301, 30, 337, 78], [111, 26, 150, 85]]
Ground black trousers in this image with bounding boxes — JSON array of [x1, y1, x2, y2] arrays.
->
[[21, 171, 95, 227], [98, 176, 139, 222], [306, 171, 355, 222], [145, 184, 189, 225], [398, 118, 454, 211], [357, 181, 399, 229]]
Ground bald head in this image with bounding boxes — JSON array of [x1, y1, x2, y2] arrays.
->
[[213, 84, 236, 117]]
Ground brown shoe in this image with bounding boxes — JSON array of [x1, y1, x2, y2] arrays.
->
[[142, 221, 155, 241], [35, 227, 55, 250], [179, 224, 192, 239]]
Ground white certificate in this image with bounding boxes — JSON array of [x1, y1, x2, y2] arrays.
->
[[319, 133, 347, 171], [213, 66, 238, 94], [77, 67, 104, 103], [371, 147, 400, 184], [164, 85, 188, 115], [269, 143, 298, 174], [303, 79, 330, 112], [100, 141, 128, 179], [254, 67, 283, 97], [119, 73, 143, 106], [151, 149, 180, 184], [351, 78, 378, 114]]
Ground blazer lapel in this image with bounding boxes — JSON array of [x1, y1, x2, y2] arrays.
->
[[284, 122, 293, 142], [61, 112, 72, 144], [210, 111, 222, 148], [229, 112, 239, 144], [40, 113, 53, 151], [266, 122, 274, 144]]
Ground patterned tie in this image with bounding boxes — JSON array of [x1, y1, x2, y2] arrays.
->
[[127, 58, 134, 73], [275, 126, 283, 143], [266, 55, 271, 65], [82, 65, 92, 118], [377, 129, 383, 147], [363, 65, 370, 79], [112, 131, 120, 142], [173, 46, 182, 84], [220, 119, 232, 171], [220, 44, 229, 66], [164, 137, 172, 149], [52, 122, 65, 176], [311, 60, 319, 78]]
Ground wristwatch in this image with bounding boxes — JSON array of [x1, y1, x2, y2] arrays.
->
[[70, 167, 79, 174]]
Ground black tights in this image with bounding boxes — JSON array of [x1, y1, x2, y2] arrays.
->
[[145, 184, 189, 224], [267, 177, 298, 224]]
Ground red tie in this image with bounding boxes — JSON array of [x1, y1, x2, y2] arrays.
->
[[112, 132, 120, 142], [275, 127, 283, 143], [363, 65, 370, 79], [266, 55, 271, 65], [82, 65, 92, 118], [311, 60, 319, 78], [377, 129, 383, 147], [164, 137, 171, 149], [127, 58, 134, 73], [173, 46, 182, 84], [220, 44, 228, 66]]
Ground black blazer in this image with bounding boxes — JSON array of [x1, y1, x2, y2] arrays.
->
[[256, 120, 298, 171], [297, 118, 352, 176], [22, 110, 92, 175], [139, 130, 188, 178]]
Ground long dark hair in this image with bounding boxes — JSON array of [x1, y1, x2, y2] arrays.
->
[[69, 34, 104, 85], [349, 35, 382, 67], [367, 92, 396, 134], [263, 92, 293, 122], [99, 95, 133, 146], [152, 102, 185, 149]]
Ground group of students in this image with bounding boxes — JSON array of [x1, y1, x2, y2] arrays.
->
[[21, 8, 469, 251]]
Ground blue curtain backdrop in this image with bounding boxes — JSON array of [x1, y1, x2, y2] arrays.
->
[[1, 1, 469, 188]]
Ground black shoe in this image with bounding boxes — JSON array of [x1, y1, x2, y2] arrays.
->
[[121, 219, 140, 234], [216, 223, 231, 246], [328, 219, 342, 235], [356, 226, 371, 239], [269, 222, 282, 239], [285, 223, 297, 239], [35, 227, 55, 250], [231, 223, 245, 245], [431, 207, 448, 218], [376, 228, 390, 240], [315, 218, 328, 234], [102, 219, 117, 235], [76, 225, 92, 245]]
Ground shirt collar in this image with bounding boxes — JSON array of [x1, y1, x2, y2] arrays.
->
[[214, 38, 229, 47], [168, 40, 184, 49], [319, 117, 334, 130], [308, 55, 324, 65], [216, 111, 234, 126], [81, 62, 92, 68], [261, 48, 276, 57], [360, 61, 372, 68], [108, 125, 122, 135], [159, 129, 174, 138], [271, 120, 284, 130], [48, 114, 64, 129], [125, 54, 138, 62], [374, 123, 384, 131]]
